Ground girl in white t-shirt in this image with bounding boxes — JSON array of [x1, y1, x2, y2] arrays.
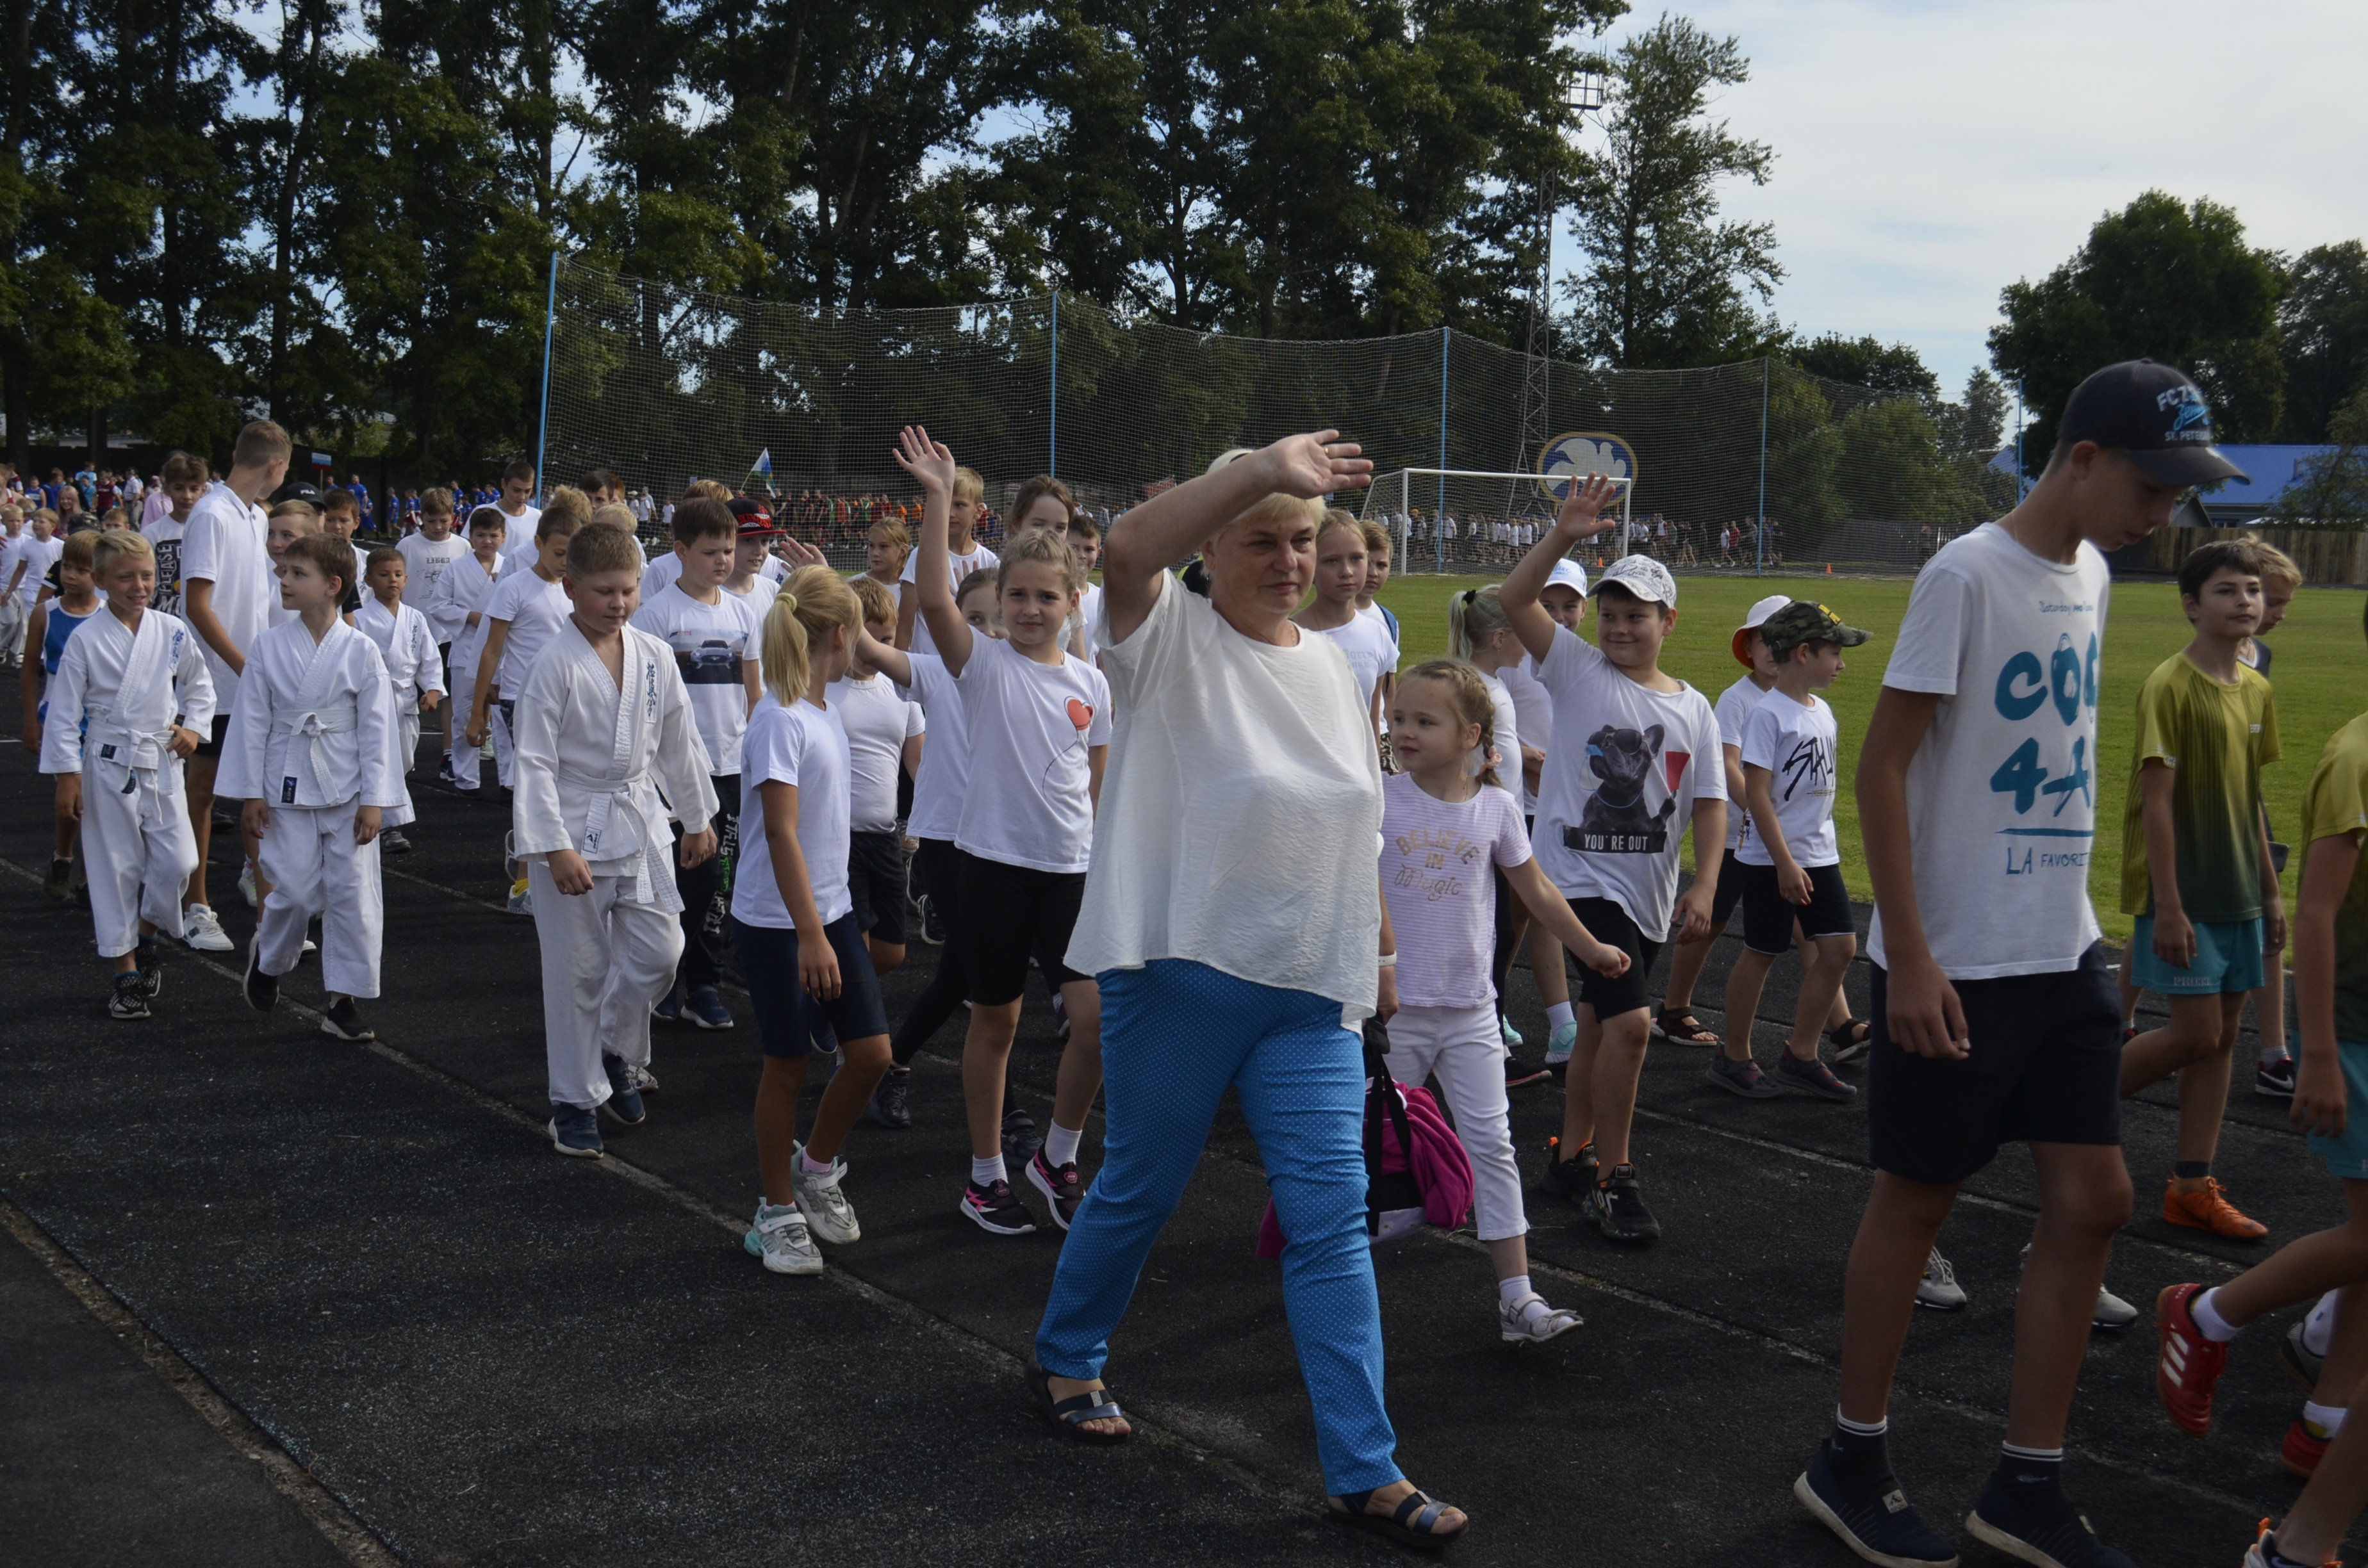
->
[[1382, 661, 1629, 1343], [1292, 510, 1396, 744], [862, 427, 1110, 1240], [734, 567, 890, 1278]]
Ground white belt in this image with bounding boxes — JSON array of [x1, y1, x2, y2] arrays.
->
[[270, 708, 356, 801], [555, 764, 666, 904], [85, 720, 174, 788]]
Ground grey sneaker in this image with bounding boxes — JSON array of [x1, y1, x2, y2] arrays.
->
[[744, 1200, 824, 1275], [2016, 1243, 2138, 1330], [789, 1145, 860, 1244], [1707, 1052, 1782, 1098], [1916, 1247, 1967, 1311]]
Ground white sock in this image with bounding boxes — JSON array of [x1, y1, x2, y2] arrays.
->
[[2304, 1400, 2348, 1437], [2192, 1286, 2242, 1343], [1044, 1122, 1083, 1168], [2306, 1291, 2340, 1358], [1547, 1001, 1575, 1032], [2262, 1043, 2291, 1065], [971, 1154, 1007, 1188], [1498, 1273, 1533, 1309], [1835, 1407, 1887, 1437]]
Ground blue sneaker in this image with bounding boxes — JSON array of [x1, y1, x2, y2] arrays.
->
[[1543, 1019, 1578, 1070], [601, 1055, 646, 1125], [686, 984, 734, 1031], [548, 1104, 604, 1159], [1966, 1476, 2132, 1568], [652, 988, 683, 1024], [1795, 1444, 1959, 1568], [1500, 1014, 1524, 1049]]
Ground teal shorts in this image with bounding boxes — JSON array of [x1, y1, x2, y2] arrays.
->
[[2129, 914, 2265, 995], [2308, 1042, 2368, 1180]]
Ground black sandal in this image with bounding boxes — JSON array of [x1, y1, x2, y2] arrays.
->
[[1828, 1018, 1873, 1063], [1652, 1009, 1721, 1047], [1326, 1487, 1467, 1555], [1033, 1369, 1130, 1444]]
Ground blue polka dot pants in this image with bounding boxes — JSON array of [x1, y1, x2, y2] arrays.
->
[[1034, 959, 1399, 1495]]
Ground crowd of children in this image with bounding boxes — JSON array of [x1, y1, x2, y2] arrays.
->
[[18, 359, 2368, 1566]]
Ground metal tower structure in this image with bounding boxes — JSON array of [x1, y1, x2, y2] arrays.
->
[[1512, 70, 1606, 498]]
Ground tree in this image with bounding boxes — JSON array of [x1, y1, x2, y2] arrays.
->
[[2278, 241, 2368, 443], [1558, 12, 1780, 369], [1989, 191, 2283, 468], [1788, 334, 1937, 407], [2272, 386, 2368, 528]]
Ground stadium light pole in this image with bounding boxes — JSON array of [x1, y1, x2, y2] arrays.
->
[[1049, 290, 1059, 480], [1515, 69, 1604, 522], [1755, 356, 1768, 577], [535, 252, 557, 507]]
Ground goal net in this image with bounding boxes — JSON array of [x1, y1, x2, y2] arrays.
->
[[1361, 468, 1634, 576]]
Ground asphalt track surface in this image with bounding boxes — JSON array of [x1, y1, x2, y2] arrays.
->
[[0, 721, 2346, 1567]]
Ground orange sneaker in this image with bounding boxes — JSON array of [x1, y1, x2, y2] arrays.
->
[[2282, 1418, 2333, 1478], [2163, 1177, 2269, 1240]]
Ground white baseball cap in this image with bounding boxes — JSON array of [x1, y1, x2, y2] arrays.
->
[[1544, 559, 1590, 596], [1732, 593, 1791, 667], [1589, 553, 1676, 607]]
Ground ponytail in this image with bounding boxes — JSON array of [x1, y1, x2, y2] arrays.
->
[[761, 565, 862, 704], [1446, 583, 1515, 661], [1401, 658, 1502, 790]]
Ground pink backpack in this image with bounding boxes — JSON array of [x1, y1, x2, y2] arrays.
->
[[1257, 1021, 1475, 1256]]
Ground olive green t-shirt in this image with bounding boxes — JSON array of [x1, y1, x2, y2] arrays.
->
[[2301, 714, 2368, 1043], [2117, 652, 2278, 921]]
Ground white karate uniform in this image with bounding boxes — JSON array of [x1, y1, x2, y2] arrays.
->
[[511, 621, 719, 1109], [424, 552, 502, 788], [215, 620, 404, 997], [38, 609, 216, 957], [356, 596, 444, 823]]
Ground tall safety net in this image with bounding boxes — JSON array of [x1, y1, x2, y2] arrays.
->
[[539, 257, 2016, 574]]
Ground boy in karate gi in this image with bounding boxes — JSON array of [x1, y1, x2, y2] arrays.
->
[[426, 506, 507, 791], [219, 532, 404, 1043], [356, 546, 444, 854], [511, 523, 719, 1158], [38, 530, 215, 1019]]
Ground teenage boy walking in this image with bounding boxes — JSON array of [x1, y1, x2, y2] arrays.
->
[[1796, 359, 2242, 1568], [2117, 538, 2284, 1240]]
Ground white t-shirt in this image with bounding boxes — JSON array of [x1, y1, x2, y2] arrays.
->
[[1867, 521, 2108, 980], [1531, 626, 1726, 941], [732, 694, 853, 930], [497, 507, 545, 568], [485, 569, 571, 694], [397, 531, 467, 603], [827, 671, 925, 833], [723, 576, 778, 624], [1713, 674, 1774, 853], [629, 582, 759, 775], [640, 550, 682, 605], [142, 515, 188, 617], [1737, 690, 1839, 868], [1067, 576, 1385, 1017], [1478, 670, 1520, 790], [953, 635, 1112, 874], [176, 482, 271, 706], [13, 533, 62, 608], [900, 543, 999, 655], [899, 651, 971, 844], [1311, 611, 1397, 719], [1501, 656, 1553, 813], [1380, 774, 1532, 1009]]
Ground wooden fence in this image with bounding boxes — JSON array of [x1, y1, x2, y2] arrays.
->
[[2136, 527, 2368, 585]]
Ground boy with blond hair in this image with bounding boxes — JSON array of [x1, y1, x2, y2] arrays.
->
[[357, 547, 444, 853]]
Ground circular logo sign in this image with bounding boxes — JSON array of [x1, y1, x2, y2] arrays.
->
[[1538, 431, 1638, 501]]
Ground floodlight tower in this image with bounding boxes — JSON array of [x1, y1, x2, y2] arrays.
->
[[1515, 69, 1605, 493]]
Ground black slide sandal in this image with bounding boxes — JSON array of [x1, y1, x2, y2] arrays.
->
[[1326, 1487, 1466, 1555], [1033, 1369, 1130, 1444]]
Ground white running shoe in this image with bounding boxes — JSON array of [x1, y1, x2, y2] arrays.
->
[[237, 862, 258, 908], [181, 904, 234, 952], [1916, 1247, 1967, 1311], [744, 1200, 823, 1275], [1499, 1291, 1584, 1344], [789, 1145, 861, 1245]]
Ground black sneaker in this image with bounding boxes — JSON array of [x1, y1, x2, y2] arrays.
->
[[1776, 1050, 1857, 1101], [1590, 1163, 1661, 1244], [45, 856, 72, 902], [1707, 1052, 1782, 1097], [1540, 1136, 1599, 1204], [960, 1179, 1037, 1236], [380, 828, 413, 855], [1966, 1476, 2132, 1568], [921, 895, 947, 945], [866, 1068, 912, 1129], [1001, 1107, 1041, 1166], [1794, 1443, 1960, 1568], [1504, 1054, 1550, 1089], [2257, 1054, 2297, 1098], [108, 972, 151, 1020], [135, 944, 163, 999], [319, 997, 374, 1041], [243, 939, 279, 1013], [1028, 1149, 1085, 1230]]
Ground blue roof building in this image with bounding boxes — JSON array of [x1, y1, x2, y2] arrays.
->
[[1989, 442, 2336, 523]]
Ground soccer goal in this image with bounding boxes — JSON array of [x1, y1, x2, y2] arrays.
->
[[1359, 468, 1634, 576]]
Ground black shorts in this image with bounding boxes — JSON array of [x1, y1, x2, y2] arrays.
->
[[957, 850, 1087, 1006], [192, 713, 232, 759], [1739, 862, 1854, 954], [848, 829, 908, 945], [1705, 853, 1748, 930], [734, 913, 889, 1056], [1866, 943, 2122, 1186], [1566, 896, 1660, 1020]]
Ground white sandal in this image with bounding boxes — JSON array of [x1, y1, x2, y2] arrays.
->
[[1499, 1291, 1584, 1344]]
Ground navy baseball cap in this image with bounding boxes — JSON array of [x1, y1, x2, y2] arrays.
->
[[2058, 359, 2248, 486]]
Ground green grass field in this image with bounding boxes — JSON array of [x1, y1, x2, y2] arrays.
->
[[1374, 570, 2368, 943]]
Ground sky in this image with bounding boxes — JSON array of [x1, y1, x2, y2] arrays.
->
[[1554, 0, 2368, 409]]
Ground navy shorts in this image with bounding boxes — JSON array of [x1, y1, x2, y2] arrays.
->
[[848, 829, 908, 945], [733, 913, 890, 1056], [1739, 862, 1854, 954]]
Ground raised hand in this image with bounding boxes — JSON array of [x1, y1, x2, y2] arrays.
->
[[1552, 473, 1624, 540], [774, 535, 828, 571], [890, 425, 958, 496], [1257, 431, 1374, 500]]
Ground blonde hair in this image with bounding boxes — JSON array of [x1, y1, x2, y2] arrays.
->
[[539, 486, 592, 537], [996, 526, 1084, 596], [566, 523, 644, 577], [1447, 584, 1515, 660], [267, 500, 320, 529], [867, 518, 911, 557], [955, 570, 1000, 610], [92, 528, 154, 578], [1401, 658, 1502, 790], [761, 564, 862, 705], [850, 574, 897, 625], [58, 529, 99, 575], [2248, 538, 2303, 592], [1317, 507, 1366, 547], [684, 479, 734, 503], [951, 467, 985, 506], [589, 502, 637, 531]]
